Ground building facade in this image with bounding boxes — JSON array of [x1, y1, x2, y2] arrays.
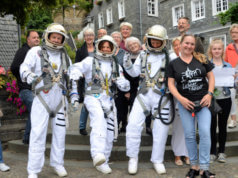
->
[[89, 0, 236, 50]]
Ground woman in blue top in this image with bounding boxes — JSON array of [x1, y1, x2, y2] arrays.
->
[[207, 39, 232, 164]]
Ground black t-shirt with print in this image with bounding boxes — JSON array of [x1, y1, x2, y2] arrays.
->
[[167, 57, 214, 101]]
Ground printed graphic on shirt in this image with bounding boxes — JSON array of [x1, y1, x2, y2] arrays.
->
[[181, 67, 203, 91]]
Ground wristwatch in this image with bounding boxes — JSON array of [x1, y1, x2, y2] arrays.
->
[[208, 91, 213, 96]]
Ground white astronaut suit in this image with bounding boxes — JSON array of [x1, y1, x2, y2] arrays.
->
[[20, 24, 78, 178], [124, 25, 171, 175], [69, 35, 130, 174]]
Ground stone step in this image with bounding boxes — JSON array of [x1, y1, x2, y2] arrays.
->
[[8, 140, 238, 161], [46, 129, 238, 146]]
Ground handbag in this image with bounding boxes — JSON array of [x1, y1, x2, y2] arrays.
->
[[209, 97, 222, 115]]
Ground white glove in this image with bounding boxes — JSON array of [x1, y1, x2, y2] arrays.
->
[[26, 73, 37, 85], [115, 77, 130, 92], [69, 70, 83, 81], [124, 58, 133, 69], [71, 93, 80, 111]]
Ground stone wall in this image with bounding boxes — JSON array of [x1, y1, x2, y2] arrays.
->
[[0, 15, 19, 69]]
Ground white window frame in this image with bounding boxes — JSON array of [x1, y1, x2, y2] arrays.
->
[[98, 12, 104, 28], [118, 0, 125, 20], [209, 34, 227, 50], [172, 4, 184, 27], [147, 0, 158, 17], [191, 0, 205, 21], [106, 7, 113, 25], [212, 0, 228, 16]]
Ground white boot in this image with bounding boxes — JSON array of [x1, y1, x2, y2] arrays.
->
[[153, 163, 166, 175], [53, 165, 67, 177], [93, 153, 106, 167], [96, 163, 112, 174], [0, 163, 10, 172], [128, 157, 138, 175], [28, 173, 38, 178]]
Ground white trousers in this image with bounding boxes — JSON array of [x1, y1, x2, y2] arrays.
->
[[171, 111, 189, 157], [126, 91, 170, 164], [27, 96, 66, 174], [230, 88, 237, 115], [84, 94, 114, 162]]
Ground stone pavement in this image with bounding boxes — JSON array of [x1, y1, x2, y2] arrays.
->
[[1, 104, 238, 178]]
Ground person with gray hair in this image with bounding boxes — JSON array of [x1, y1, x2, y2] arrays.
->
[[120, 22, 133, 51], [75, 28, 95, 136], [225, 23, 238, 129], [111, 31, 125, 66]]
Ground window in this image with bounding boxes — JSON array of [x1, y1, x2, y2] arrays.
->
[[212, 0, 228, 16], [191, 0, 205, 21], [172, 4, 184, 26], [209, 34, 227, 49], [106, 7, 113, 25], [118, 0, 125, 20], [147, 0, 158, 17], [98, 12, 104, 28]]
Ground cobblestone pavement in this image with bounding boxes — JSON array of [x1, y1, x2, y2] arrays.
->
[[1, 105, 238, 178]]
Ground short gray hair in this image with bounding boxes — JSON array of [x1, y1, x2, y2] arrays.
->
[[111, 31, 122, 39], [125, 36, 141, 50], [229, 23, 238, 34], [83, 28, 95, 36]]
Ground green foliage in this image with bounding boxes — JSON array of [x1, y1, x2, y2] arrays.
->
[[75, 39, 84, 49], [65, 44, 76, 63], [76, 0, 93, 12], [218, 2, 238, 25], [0, 0, 58, 25], [71, 30, 81, 38], [27, 6, 53, 30]]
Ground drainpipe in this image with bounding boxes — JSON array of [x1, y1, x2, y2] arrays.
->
[[139, 0, 142, 41]]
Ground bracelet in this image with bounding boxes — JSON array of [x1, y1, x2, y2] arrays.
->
[[208, 91, 213, 96]]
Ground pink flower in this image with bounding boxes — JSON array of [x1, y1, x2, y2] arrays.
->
[[0, 67, 6, 75]]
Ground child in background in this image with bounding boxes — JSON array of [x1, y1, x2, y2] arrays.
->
[[208, 39, 232, 163]]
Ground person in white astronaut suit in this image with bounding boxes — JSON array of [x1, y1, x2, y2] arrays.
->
[[69, 35, 130, 174], [20, 23, 79, 178], [124, 25, 172, 175]]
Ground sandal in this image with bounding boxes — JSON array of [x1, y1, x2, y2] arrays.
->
[[175, 156, 183, 166], [201, 170, 215, 178], [186, 168, 199, 178], [185, 157, 190, 165]]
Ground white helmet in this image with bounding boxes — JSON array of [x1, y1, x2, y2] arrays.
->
[[44, 23, 68, 50], [145, 25, 168, 53], [95, 35, 117, 58]]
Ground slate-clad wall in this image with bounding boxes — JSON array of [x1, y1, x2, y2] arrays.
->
[[0, 15, 19, 69]]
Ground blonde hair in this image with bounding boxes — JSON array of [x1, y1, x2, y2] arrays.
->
[[181, 34, 207, 64], [207, 38, 224, 60], [172, 36, 181, 45], [229, 23, 238, 35], [120, 22, 133, 30]]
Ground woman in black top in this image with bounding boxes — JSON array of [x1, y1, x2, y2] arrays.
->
[[167, 34, 215, 178]]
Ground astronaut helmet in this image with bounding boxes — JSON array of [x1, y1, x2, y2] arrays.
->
[[145, 25, 168, 53], [95, 35, 117, 58], [43, 23, 68, 50]]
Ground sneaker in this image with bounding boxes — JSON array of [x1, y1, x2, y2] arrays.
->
[[96, 163, 112, 174], [0, 163, 10, 172], [153, 163, 166, 175], [217, 153, 226, 163], [93, 153, 106, 167], [128, 157, 138, 175], [53, 165, 67, 177], [28, 173, 38, 178], [210, 154, 217, 163], [79, 129, 88, 136], [228, 120, 237, 128]]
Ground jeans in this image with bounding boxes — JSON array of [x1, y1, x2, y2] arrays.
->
[[0, 141, 3, 163], [178, 102, 211, 170], [79, 104, 88, 130], [19, 89, 34, 141]]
